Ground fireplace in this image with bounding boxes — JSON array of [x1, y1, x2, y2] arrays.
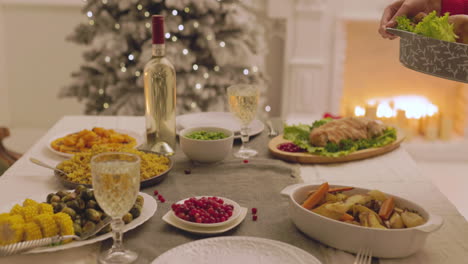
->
[[266, 0, 468, 141]]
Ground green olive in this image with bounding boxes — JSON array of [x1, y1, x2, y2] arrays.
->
[[61, 193, 77, 203], [85, 209, 102, 223], [122, 213, 133, 224], [74, 185, 87, 195], [81, 189, 94, 201], [86, 200, 99, 210], [50, 195, 61, 204], [61, 207, 77, 220], [54, 203, 67, 213], [135, 195, 144, 207], [129, 204, 142, 219], [82, 221, 96, 234], [56, 190, 70, 198], [66, 200, 80, 211], [73, 223, 82, 236]]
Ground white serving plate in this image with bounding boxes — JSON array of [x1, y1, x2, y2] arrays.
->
[[162, 207, 247, 235], [46, 129, 144, 158], [170, 196, 242, 228], [152, 236, 322, 264], [176, 112, 264, 139], [1, 192, 157, 254], [281, 183, 443, 258]]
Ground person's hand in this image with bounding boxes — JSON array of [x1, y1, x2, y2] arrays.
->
[[449, 15, 468, 44], [379, 0, 441, 39]]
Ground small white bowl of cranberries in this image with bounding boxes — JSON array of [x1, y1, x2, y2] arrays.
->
[[171, 196, 241, 227]]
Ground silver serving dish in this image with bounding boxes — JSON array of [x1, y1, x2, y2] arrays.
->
[[386, 28, 468, 83]]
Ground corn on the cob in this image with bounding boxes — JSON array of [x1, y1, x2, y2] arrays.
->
[[0, 215, 25, 246], [38, 203, 54, 215], [23, 199, 39, 207], [20, 206, 39, 223], [33, 214, 58, 238], [23, 222, 42, 241], [10, 204, 23, 216], [53, 213, 74, 243]]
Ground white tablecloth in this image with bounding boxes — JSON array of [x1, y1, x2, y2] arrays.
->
[[1, 116, 467, 264]]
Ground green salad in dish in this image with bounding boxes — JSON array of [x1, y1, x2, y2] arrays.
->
[[185, 131, 228, 140], [283, 118, 397, 157], [396, 11, 458, 42]]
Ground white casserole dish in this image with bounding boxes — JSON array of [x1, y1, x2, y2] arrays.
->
[[281, 184, 443, 258]]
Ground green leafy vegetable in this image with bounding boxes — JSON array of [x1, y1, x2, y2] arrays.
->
[[283, 119, 398, 157], [396, 11, 458, 42]]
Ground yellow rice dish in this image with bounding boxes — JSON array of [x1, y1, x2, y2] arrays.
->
[[56, 145, 170, 185]]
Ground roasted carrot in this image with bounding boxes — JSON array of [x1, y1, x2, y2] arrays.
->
[[340, 213, 354, 222], [307, 186, 354, 196], [379, 197, 395, 220], [302, 182, 329, 209]]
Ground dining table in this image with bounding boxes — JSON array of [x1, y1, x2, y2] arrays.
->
[[0, 115, 467, 264]]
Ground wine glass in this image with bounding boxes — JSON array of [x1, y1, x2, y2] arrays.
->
[[227, 84, 259, 159], [91, 152, 141, 264]]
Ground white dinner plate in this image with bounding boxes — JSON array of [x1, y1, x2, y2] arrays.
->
[[46, 129, 144, 158], [152, 236, 322, 264], [176, 112, 264, 138], [0, 192, 157, 254], [162, 207, 247, 235]]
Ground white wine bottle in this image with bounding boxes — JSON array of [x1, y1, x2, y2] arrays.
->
[[143, 15, 176, 155]]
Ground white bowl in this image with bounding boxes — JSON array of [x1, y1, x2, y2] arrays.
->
[[179, 127, 234, 163], [170, 196, 242, 228], [281, 184, 443, 258]]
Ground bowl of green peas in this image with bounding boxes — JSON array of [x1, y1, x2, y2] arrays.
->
[[179, 127, 234, 163]]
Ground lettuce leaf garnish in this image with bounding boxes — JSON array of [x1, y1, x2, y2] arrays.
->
[[396, 11, 458, 42], [283, 119, 397, 157]]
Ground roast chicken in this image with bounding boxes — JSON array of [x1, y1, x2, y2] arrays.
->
[[309, 117, 386, 147]]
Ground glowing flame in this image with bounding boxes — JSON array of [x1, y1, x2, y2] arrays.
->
[[355, 96, 438, 119]]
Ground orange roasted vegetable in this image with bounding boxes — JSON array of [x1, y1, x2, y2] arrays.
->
[[340, 213, 354, 222], [379, 197, 395, 220], [302, 182, 329, 210]]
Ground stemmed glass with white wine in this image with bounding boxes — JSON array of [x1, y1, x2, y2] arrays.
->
[[91, 152, 141, 264], [227, 84, 259, 159]]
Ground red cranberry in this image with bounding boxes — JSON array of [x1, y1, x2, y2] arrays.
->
[[253, 215, 258, 221], [252, 208, 257, 214], [153, 190, 159, 195]]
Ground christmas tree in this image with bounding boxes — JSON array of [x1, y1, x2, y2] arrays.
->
[[61, 0, 268, 115]]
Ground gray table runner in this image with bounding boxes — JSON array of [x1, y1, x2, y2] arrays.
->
[[102, 128, 325, 263]]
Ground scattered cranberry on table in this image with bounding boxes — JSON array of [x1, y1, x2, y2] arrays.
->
[[172, 197, 234, 224], [251, 208, 257, 214], [153, 190, 159, 196], [252, 215, 258, 221], [277, 143, 306, 153], [243, 159, 249, 164]]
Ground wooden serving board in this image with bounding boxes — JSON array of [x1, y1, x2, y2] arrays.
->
[[268, 134, 405, 164]]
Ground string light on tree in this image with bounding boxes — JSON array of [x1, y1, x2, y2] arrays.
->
[[191, 102, 197, 108], [214, 65, 220, 72], [171, 36, 178, 42], [184, 7, 190, 13], [135, 70, 141, 77], [252, 66, 258, 72], [89, 20, 95, 26], [87, 11, 93, 18], [243, 69, 249, 75], [178, 24, 184, 31], [115, 23, 120, 30], [145, 22, 151, 28], [193, 21, 199, 28], [103, 102, 109, 109], [144, 11, 150, 17], [182, 49, 189, 55], [101, 0, 107, 4], [165, 33, 171, 39], [206, 34, 213, 41], [219, 41, 225, 47], [192, 64, 199, 71], [128, 54, 134, 61], [98, 89, 104, 95], [195, 83, 202, 90], [137, 4, 143, 10], [203, 73, 209, 79], [265, 105, 271, 112], [172, 10, 178, 16], [121, 67, 127, 72], [104, 56, 111, 63]]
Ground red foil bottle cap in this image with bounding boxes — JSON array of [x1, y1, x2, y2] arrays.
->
[[152, 15, 165, 44]]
